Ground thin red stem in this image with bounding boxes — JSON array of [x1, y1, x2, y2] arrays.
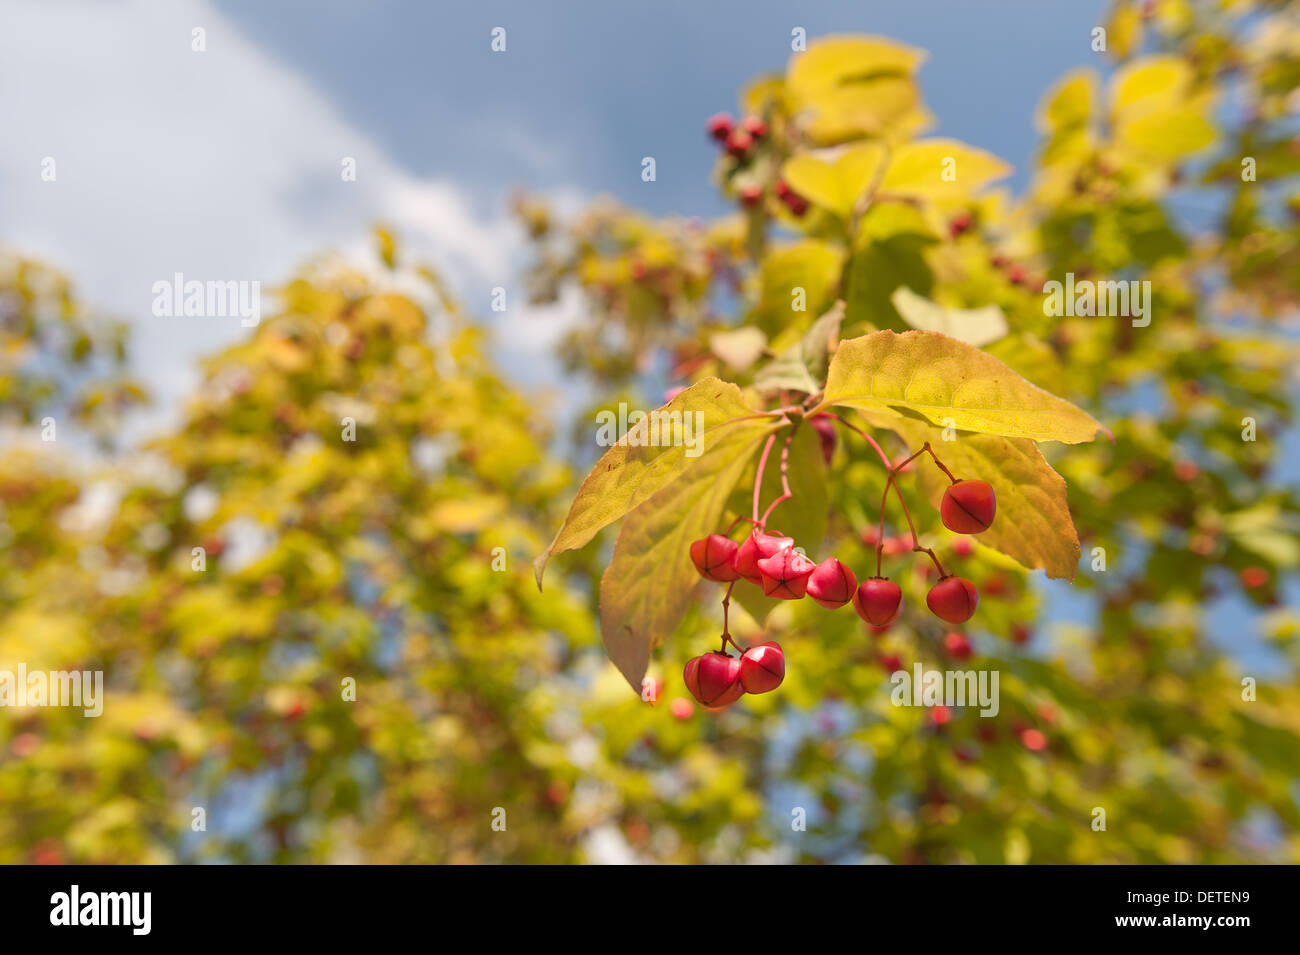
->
[[874, 445, 948, 579], [752, 432, 777, 523], [759, 432, 794, 526], [821, 412, 891, 469]]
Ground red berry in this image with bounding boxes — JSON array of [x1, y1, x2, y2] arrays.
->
[[952, 538, 974, 558], [732, 530, 793, 583], [741, 116, 768, 139], [669, 697, 694, 720], [879, 653, 902, 673], [943, 631, 972, 661], [1020, 728, 1048, 751], [809, 413, 836, 464], [690, 533, 740, 582], [782, 191, 809, 217], [931, 705, 952, 726], [853, 578, 903, 627], [683, 652, 745, 708], [1240, 566, 1269, 589], [806, 557, 857, 609], [757, 548, 816, 599], [1010, 623, 1032, 644], [707, 112, 734, 142], [1007, 263, 1027, 285], [927, 576, 979, 625], [949, 212, 973, 237], [774, 178, 791, 198], [739, 641, 785, 694], [725, 129, 754, 159], [738, 183, 763, 207], [941, 480, 996, 534]]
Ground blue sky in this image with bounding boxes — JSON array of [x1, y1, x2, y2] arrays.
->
[[3, 0, 1108, 425]]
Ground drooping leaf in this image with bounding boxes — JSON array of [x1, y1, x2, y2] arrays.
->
[[598, 431, 766, 690], [534, 379, 783, 588], [814, 329, 1107, 444]]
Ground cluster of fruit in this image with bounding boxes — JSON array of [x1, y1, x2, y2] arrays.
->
[[678, 444, 998, 709], [705, 112, 809, 217]]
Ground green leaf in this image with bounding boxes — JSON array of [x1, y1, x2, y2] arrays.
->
[[598, 434, 764, 690], [534, 379, 783, 588], [814, 329, 1107, 444], [843, 227, 935, 330], [753, 301, 844, 394], [750, 241, 844, 335]]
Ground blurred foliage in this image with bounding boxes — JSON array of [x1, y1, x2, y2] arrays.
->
[[1, 0, 1299, 864]]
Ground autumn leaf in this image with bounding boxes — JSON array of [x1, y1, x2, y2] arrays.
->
[[814, 329, 1107, 444], [781, 144, 886, 220], [880, 138, 1012, 200], [598, 433, 766, 690], [534, 379, 784, 588], [858, 408, 1082, 580]]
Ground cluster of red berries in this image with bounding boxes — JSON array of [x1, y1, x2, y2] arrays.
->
[[706, 112, 809, 217], [680, 437, 998, 708], [682, 642, 785, 708]]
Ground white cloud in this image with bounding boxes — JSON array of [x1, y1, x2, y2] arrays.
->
[[0, 0, 585, 437]]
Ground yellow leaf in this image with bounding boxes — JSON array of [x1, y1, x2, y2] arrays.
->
[[782, 144, 887, 219], [1111, 56, 1191, 116], [429, 495, 507, 534], [1118, 103, 1215, 161], [814, 329, 1107, 444], [534, 379, 783, 588], [804, 79, 928, 144], [873, 411, 1082, 580], [598, 434, 764, 690], [787, 35, 926, 97], [1038, 69, 1095, 133], [881, 139, 1013, 200], [786, 35, 928, 145]]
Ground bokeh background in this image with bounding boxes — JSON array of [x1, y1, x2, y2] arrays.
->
[[1, 0, 1298, 863]]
